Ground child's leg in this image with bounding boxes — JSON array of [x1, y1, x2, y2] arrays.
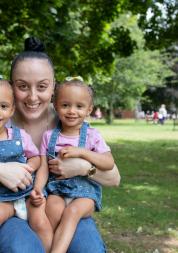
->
[[51, 198, 95, 253], [27, 198, 53, 253], [46, 195, 65, 231], [0, 202, 14, 225]]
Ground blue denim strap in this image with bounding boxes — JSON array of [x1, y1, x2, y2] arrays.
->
[[47, 121, 89, 157], [78, 122, 89, 147], [47, 121, 61, 158], [12, 126, 21, 140]]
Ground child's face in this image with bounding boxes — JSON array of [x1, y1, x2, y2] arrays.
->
[[54, 85, 93, 129], [0, 85, 15, 129]]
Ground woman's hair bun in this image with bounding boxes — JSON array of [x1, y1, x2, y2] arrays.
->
[[24, 37, 45, 52]]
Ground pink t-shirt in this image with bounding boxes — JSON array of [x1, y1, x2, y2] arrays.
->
[[40, 127, 110, 156], [7, 128, 39, 158]]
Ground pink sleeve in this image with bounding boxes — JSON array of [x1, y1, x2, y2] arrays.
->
[[40, 131, 50, 155], [87, 128, 111, 153], [20, 130, 39, 158]]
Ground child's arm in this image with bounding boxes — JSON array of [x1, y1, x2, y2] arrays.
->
[[60, 147, 114, 171], [33, 156, 49, 190], [30, 155, 49, 206], [27, 156, 41, 173]]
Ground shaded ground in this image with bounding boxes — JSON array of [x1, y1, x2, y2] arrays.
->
[[92, 120, 178, 253], [107, 232, 178, 253]]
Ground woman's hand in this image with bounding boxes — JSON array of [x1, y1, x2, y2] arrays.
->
[[0, 162, 33, 192], [48, 157, 121, 187], [48, 157, 91, 179]]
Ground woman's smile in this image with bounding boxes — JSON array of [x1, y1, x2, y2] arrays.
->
[[25, 103, 41, 110]]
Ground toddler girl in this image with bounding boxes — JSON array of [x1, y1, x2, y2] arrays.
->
[[30, 77, 114, 253], [0, 80, 40, 223]]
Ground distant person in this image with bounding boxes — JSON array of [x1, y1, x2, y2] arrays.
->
[[95, 107, 102, 119], [145, 110, 152, 123], [172, 113, 177, 120], [158, 104, 167, 125], [153, 110, 159, 124]]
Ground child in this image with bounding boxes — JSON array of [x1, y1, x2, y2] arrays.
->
[[30, 77, 114, 253], [0, 80, 40, 223]]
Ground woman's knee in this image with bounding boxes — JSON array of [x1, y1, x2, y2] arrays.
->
[[67, 217, 106, 253], [0, 217, 45, 253]]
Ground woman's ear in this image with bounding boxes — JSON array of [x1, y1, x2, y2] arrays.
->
[[51, 94, 54, 103], [51, 79, 57, 103]]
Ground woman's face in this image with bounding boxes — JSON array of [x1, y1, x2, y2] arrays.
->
[[12, 58, 54, 121]]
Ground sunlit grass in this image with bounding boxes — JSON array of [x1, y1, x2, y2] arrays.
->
[[90, 119, 178, 253], [90, 118, 178, 142]]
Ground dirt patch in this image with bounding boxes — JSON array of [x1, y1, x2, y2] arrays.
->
[[108, 232, 178, 253]]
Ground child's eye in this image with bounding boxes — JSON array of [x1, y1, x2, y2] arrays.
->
[[0, 104, 9, 110], [77, 105, 83, 109], [62, 104, 69, 108]]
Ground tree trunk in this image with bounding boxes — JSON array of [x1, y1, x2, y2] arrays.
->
[[106, 99, 114, 124]]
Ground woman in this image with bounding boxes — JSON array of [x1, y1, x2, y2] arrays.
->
[[0, 37, 120, 253]]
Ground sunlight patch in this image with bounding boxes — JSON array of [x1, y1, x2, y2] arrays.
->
[[125, 184, 160, 192]]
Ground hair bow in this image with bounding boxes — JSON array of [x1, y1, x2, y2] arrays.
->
[[65, 76, 84, 82]]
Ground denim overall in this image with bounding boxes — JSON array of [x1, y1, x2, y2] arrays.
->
[[46, 121, 102, 211], [0, 127, 34, 202]]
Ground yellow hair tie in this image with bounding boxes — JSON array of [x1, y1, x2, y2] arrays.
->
[[65, 76, 83, 82]]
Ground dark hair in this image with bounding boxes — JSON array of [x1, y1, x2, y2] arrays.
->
[[54, 79, 94, 104], [10, 37, 54, 80]]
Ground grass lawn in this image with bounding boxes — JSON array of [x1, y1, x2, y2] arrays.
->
[[90, 119, 178, 253]]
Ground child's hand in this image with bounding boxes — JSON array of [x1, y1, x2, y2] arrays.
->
[[60, 146, 83, 159], [30, 189, 45, 207]]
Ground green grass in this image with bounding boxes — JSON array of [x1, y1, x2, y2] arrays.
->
[[90, 119, 178, 253]]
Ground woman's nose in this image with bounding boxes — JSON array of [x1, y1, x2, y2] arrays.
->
[[28, 88, 38, 101]]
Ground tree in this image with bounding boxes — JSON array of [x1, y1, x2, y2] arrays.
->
[[0, 0, 137, 78], [0, 1, 177, 78], [142, 44, 178, 112], [0, 1, 176, 123], [92, 14, 173, 123], [93, 49, 172, 123], [138, 0, 178, 49]]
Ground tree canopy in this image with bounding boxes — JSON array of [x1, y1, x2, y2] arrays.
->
[[0, 0, 177, 79], [0, 0, 177, 122]]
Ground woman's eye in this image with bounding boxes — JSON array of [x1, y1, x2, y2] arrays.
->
[[18, 84, 28, 90], [38, 84, 47, 91]]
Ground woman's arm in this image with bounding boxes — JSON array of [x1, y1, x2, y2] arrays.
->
[[60, 146, 114, 171], [92, 164, 120, 186], [48, 158, 121, 187], [0, 162, 33, 192]]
